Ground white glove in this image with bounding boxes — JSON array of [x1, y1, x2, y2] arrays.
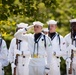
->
[[67, 44, 76, 51], [66, 58, 71, 69], [11, 63, 16, 75], [45, 64, 50, 74], [14, 28, 26, 37], [26, 25, 34, 30], [66, 58, 71, 63], [11, 63, 16, 68], [19, 25, 33, 32], [14, 49, 22, 56], [18, 28, 26, 33]]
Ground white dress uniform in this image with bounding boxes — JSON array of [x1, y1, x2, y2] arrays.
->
[[64, 19, 76, 75], [47, 20, 66, 75], [48, 33, 66, 75], [8, 38, 30, 75], [0, 38, 8, 75], [8, 23, 30, 75], [14, 21, 52, 75], [64, 33, 76, 75]]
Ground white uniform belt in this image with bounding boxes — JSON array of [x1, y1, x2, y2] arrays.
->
[[18, 55, 30, 58], [31, 55, 46, 58]]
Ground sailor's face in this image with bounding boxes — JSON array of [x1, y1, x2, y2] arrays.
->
[[49, 24, 57, 33], [34, 25, 42, 34], [71, 22, 76, 31]]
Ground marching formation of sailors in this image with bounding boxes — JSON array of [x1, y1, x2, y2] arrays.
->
[[1, 19, 76, 75]]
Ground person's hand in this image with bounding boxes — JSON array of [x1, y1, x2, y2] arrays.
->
[[67, 44, 76, 50], [11, 63, 16, 74], [14, 49, 22, 56], [11, 63, 16, 68], [66, 58, 71, 63]]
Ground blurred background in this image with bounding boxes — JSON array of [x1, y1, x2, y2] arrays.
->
[[0, 0, 76, 75]]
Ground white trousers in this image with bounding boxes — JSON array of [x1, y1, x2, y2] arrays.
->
[[12, 57, 30, 75], [29, 65, 45, 75], [16, 63, 29, 75], [49, 60, 60, 75]]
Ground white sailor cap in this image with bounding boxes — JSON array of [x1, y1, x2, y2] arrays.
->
[[70, 19, 76, 23], [47, 20, 57, 25], [17, 23, 28, 28], [33, 21, 44, 27], [42, 28, 48, 32]]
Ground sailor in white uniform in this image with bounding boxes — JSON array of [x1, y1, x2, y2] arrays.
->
[[0, 34, 8, 75], [64, 19, 76, 75], [8, 23, 30, 75], [14, 21, 52, 75], [47, 20, 66, 75]]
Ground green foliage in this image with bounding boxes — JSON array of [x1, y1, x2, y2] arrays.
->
[[1, 0, 76, 75]]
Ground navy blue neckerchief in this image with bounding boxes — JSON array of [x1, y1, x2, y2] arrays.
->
[[33, 33, 42, 56]]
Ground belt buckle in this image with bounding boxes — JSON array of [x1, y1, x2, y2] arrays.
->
[[33, 54, 38, 58]]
